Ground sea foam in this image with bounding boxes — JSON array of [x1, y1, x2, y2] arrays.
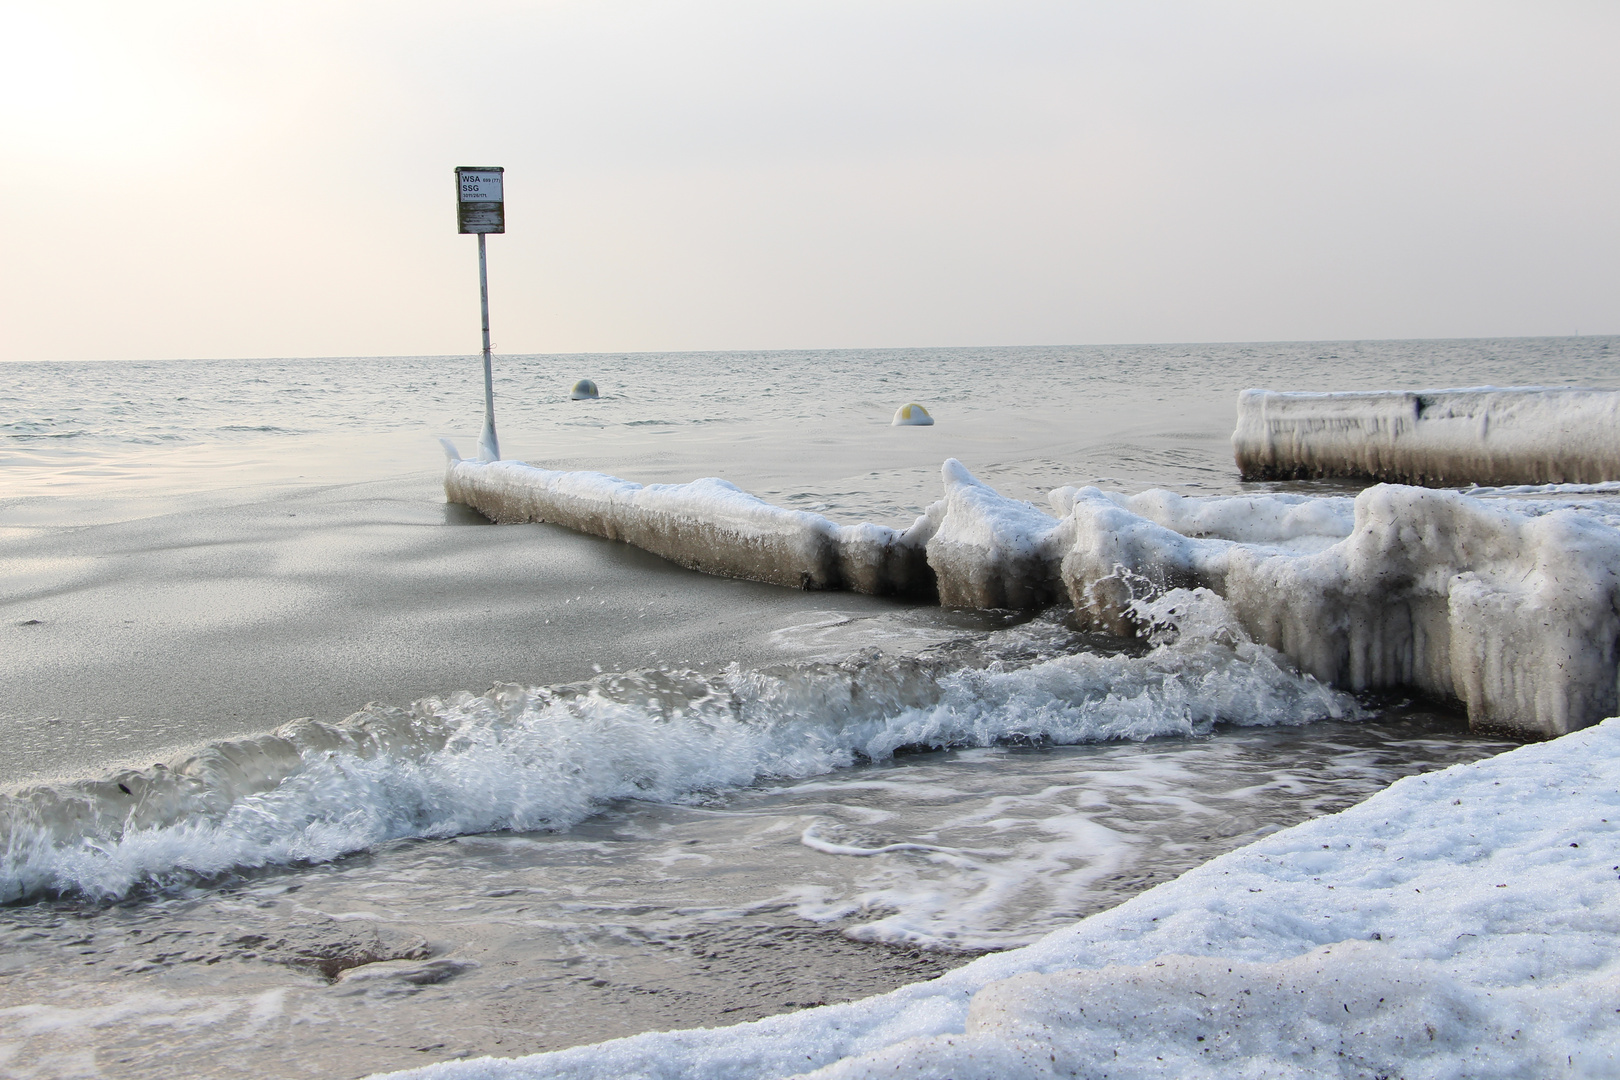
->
[[0, 593, 1354, 904]]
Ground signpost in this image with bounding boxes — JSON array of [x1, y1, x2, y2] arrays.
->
[[456, 166, 505, 461]]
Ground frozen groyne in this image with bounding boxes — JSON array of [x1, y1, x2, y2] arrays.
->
[[444, 452, 937, 598], [378, 718, 1620, 1080], [446, 451, 1620, 740], [1233, 387, 1620, 486]]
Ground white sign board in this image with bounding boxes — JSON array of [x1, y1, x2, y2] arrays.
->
[[455, 166, 505, 234], [458, 171, 503, 203]]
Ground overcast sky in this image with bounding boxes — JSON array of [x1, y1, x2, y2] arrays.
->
[[1, 1, 1615, 361]]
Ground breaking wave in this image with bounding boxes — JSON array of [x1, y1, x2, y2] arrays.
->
[[0, 590, 1358, 903]]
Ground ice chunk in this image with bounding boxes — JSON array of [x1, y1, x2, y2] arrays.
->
[[1234, 387, 1620, 486]]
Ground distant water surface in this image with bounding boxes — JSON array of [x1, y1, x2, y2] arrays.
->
[[4, 337, 1614, 522]]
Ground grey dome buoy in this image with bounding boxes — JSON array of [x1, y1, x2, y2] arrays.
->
[[570, 379, 599, 401], [892, 402, 934, 426]]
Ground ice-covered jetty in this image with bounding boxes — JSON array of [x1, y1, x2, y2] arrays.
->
[[446, 451, 1620, 740], [1234, 387, 1620, 486]]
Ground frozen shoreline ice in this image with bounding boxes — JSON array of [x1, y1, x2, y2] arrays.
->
[[447, 451, 1620, 740], [376, 717, 1620, 1080]]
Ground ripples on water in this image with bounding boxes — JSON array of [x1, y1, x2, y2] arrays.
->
[[4, 338, 1615, 517]]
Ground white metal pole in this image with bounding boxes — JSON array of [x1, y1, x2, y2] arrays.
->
[[477, 231, 499, 461]]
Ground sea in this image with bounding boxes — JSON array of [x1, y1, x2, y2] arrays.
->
[[0, 337, 1614, 1078]]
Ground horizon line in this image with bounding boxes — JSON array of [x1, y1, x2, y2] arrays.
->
[[4, 332, 1616, 365]]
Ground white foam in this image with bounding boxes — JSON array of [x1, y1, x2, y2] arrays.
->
[[372, 718, 1620, 1080], [1233, 386, 1620, 486], [0, 597, 1354, 904]]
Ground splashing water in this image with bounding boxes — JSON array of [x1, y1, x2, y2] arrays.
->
[[1, 591, 1356, 904]]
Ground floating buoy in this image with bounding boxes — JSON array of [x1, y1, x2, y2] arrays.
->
[[892, 403, 934, 426], [570, 379, 600, 400]]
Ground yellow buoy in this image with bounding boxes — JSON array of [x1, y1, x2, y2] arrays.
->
[[892, 403, 934, 426], [570, 379, 600, 400]]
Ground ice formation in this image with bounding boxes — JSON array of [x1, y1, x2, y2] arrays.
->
[[377, 717, 1620, 1080], [1059, 482, 1620, 739], [1233, 387, 1620, 486], [447, 449, 1620, 740], [923, 459, 1066, 609]]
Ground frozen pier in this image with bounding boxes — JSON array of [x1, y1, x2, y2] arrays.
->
[[446, 448, 1620, 741], [1233, 387, 1620, 486]]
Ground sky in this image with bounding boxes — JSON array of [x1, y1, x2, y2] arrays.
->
[[1, 0, 1616, 361]]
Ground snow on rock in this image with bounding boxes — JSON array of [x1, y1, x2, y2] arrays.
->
[[443, 455, 937, 598], [1234, 387, 1620, 486], [373, 719, 1620, 1080]]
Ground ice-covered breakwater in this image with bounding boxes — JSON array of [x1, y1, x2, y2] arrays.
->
[[1234, 387, 1620, 486], [443, 451, 937, 598], [446, 452, 1620, 740]]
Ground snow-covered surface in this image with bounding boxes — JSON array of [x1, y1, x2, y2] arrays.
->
[[376, 718, 1620, 1080], [451, 453, 1620, 739], [1234, 387, 1620, 486]]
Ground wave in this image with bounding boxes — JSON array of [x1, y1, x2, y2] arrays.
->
[[0, 590, 1358, 904]]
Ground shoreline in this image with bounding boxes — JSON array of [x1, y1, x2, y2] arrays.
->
[[378, 717, 1620, 1080]]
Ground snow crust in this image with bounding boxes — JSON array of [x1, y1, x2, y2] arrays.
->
[[377, 719, 1620, 1080], [449, 453, 1620, 739], [1234, 387, 1620, 486]]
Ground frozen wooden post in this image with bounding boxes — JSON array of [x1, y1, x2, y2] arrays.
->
[[455, 166, 505, 461]]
